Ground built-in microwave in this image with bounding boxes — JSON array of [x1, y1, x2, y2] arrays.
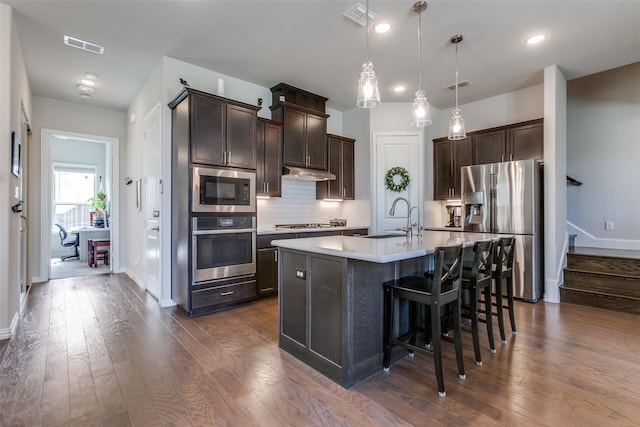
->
[[192, 167, 256, 213]]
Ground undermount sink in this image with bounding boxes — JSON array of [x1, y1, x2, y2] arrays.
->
[[361, 234, 405, 239]]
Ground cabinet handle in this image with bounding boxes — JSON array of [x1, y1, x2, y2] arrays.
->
[[220, 291, 234, 296], [227, 151, 231, 165], [510, 154, 513, 161], [266, 182, 269, 193], [501, 154, 504, 162], [274, 250, 278, 263]]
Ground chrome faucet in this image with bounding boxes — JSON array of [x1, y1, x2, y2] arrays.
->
[[389, 197, 412, 239], [410, 206, 422, 238]]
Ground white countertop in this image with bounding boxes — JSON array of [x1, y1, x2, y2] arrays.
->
[[272, 230, 501, 263]]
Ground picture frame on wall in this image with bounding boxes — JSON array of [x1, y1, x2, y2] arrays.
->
[[11, 131, 21, 177]]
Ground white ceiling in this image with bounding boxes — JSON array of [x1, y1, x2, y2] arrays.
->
[[6, 0, 640, 112]]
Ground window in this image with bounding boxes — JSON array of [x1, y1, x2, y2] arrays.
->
[[52, 163, 96, 231]]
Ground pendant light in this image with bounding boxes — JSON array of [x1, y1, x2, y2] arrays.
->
[[411, 1, 431, 127], [357, 0, 381, 108], [448, 34, 466, 140]]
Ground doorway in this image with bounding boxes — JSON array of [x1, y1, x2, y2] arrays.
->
[[371, 132, 424, 235], [40, 129, 119, 280]]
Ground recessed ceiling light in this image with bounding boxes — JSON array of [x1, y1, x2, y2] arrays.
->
[[77, 84, 95, 93], [526, 33, 547, 45], [375, 22, 391, 33], [80, 79, 96, 87], [393, 85, 406, 93], [85, 72, 97, 80]]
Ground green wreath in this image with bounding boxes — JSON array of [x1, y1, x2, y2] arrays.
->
[[385, 166, 410, 192]]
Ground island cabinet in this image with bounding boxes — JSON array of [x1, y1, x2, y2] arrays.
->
[[257, 229, 367, 298], [172, 87, 260, 169], [271, 103, 329, 170], [256, 118, 282, 197], [433, 137, 473, 200], [317, 134, 355, 200], [278, 247, 428, 388]]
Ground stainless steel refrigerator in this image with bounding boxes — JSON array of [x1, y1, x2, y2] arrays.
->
[[461, 159, 543, 302]]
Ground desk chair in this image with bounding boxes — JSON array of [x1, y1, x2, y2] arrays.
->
[[55, 224, 79, 261]]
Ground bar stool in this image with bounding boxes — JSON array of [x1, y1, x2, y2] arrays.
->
[[460, 240, 496, 365], [492, 237, 517, 343], [382, 244, 465, 397]]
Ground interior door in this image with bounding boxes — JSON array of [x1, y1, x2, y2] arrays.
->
[[374, 132, 423, 235], [19, 108, 29, 299], [143, 104, 162, 299]]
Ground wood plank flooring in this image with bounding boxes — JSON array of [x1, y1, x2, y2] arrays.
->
[[1, 273, 640, 426]]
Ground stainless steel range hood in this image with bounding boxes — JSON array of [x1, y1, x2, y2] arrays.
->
[[281, 166, 336, 181]]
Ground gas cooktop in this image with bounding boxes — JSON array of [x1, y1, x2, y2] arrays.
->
[[274, 223, 335, 230]]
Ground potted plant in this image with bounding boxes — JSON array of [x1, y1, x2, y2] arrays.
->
[[90, 191, 107, 228]]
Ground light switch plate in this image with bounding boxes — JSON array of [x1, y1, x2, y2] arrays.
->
[[605, 221, 614, 230]]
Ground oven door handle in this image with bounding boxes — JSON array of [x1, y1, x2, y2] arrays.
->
[[192, 228, 256, 236]]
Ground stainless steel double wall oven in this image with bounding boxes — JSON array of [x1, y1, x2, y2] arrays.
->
[[170, 88, 260, 316]]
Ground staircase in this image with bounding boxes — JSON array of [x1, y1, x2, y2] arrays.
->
[[560, 247, 640, 314]]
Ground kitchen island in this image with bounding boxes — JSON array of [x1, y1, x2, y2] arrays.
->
[[272, 230, 499, 388]]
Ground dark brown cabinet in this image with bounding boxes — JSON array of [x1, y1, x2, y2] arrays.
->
[[185, 88, 260, 169], [472, 119, 543, 165], [317, 134, 355, 200], [433, 137, 472, 200], [472, 129, 506, 165], [256, 118, 282, 197], [257, 229, 367, 298], [433, 119, 543, 199], [271, 103, 329, 170], [509, 121, 543, 161]]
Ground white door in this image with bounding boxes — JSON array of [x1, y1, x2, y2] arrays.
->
[[143, 104, 162, 299], [373, 132, 423, 235], [19, 109, 29, 301]]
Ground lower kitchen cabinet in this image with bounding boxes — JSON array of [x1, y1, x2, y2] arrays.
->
[[257, 229, 368, 298], [257, 248, 278, 296]]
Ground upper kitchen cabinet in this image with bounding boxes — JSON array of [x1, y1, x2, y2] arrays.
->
[[169, 88, 260, 169], [271, 103, 329, 170], [472, 129, 506, 165], [508, 120, 544, 161], [317, 134, 355, 200], [270, 83, 330, 171], [472, 119, 543, 164], [433, 137, 473, 200], [256, 118, 282, 197]]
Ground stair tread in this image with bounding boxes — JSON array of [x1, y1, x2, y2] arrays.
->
[[569, 247, 640, 260], [564, 268, 640, 280], [560, 285, 640, 301]]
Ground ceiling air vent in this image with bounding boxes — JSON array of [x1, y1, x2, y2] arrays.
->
[[63, 35, 105, 55], [444, 80, 472, 91], [343, 3, 378, 27]]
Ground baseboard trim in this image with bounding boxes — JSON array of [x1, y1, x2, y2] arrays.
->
[[124, 269, 144, 289], [160, 298, 177, 308], [0, 312, 19, 340]]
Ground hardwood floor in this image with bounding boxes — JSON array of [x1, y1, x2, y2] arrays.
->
[[1, 273, 639, 426]]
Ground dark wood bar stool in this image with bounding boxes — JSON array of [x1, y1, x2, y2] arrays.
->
[[382, 244, 465, 397], [492, 237, 517, 343], [460, 240, 496, 365]]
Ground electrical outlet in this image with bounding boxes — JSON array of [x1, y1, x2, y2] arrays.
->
[[605, 221, 614, 230]]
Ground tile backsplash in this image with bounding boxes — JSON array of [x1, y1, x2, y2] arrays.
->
[[257, 180, 343, 229]]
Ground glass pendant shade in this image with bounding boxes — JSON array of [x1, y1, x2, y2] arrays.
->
[[357, 60, 381, 108], [448, 107, 466, 140], [411, 90, 431, 127]]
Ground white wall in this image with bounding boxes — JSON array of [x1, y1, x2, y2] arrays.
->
[[29, 97, 125, 282], [0, 3, 32, 339], [567, 62, 640, 250]]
